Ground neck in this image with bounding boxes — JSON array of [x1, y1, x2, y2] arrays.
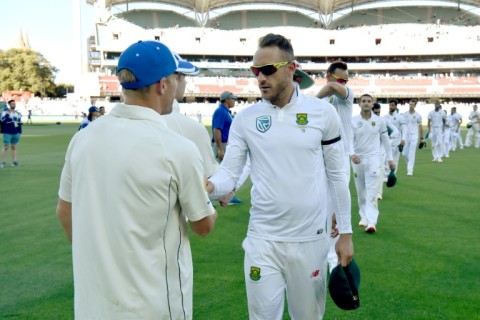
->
[[272, 85, 295, 108], [361, 110, 372, 119]]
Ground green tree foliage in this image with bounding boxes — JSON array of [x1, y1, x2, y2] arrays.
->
[[0, 48, 58, 96]]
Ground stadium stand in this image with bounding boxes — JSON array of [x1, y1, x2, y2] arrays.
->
[[84, 0, 480, 102]]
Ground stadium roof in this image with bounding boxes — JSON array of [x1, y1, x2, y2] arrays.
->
[[88, 0, 480, 15]]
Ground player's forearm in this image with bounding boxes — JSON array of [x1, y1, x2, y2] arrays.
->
[[56, 198, 72, 243], [213, 129, 223, 149]]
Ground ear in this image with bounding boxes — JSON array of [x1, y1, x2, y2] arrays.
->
[[155, 78, 167, 95]]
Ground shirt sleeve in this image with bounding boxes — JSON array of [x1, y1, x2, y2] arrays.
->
[[175, 142, 216, 222], [209, 113, 248, 199], [380, 119, 393, 162], [322, 106, 352, 234]]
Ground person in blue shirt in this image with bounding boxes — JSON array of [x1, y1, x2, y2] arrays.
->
[[1, 100, 23, 167], [212, 91, 243, 204], [212, 91, 237, 161]]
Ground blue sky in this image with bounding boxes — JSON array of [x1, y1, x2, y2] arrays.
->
[[0, 0, 94, 83]]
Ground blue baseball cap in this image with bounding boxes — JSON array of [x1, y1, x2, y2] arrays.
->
[[174, 52, 199, 75], [117, 40, 178, 90], [88, 106, 99, 113]]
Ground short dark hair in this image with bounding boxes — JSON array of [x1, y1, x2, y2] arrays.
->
[[327, 60, 348, 74], [389, 99, 398, 106], [372, 102, 381, 110], [359, 94, 373, 101], [258, 33, 294, 61], [7, 99, 15, 104]]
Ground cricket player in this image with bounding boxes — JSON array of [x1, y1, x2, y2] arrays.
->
[[316, 60, 354, 272], [427, 102, 447, 162], [448, 107, 463, 151], [351, 95, 395, 233], [372, 103, 400, 200], [384, 99, 406, 173], [465, 104, 480, 148], [56, 41, 217, 319], [208, 33, 353, 320], [402, 99, 424, 176]]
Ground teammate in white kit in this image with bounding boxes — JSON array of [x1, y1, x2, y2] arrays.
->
[[351, 95, 395, 233], [315, 60, 354, 272], [465, 104, 480, 148], [56, 41, 217, 320], [427, 102, 447, 162], [448, 107, 463, 151], [208, 33, 353, 320], [372, 103, 399, 200], [384, 99, 406, 173], [402, 99, 424, 176]]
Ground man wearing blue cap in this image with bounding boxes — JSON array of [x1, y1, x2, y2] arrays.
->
[[79, 106, 99, 129], [56, 40, 217, 319]]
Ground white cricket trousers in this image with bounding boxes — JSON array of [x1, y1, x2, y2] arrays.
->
[[430, 126, 443, 160], [243, 237, 329, 320], [352, 154, 381, 226], [403, 133, 419, 174], [450, 128, 463, 151]]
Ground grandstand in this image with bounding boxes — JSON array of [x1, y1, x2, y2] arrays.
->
[[82, 0, 480, 102]]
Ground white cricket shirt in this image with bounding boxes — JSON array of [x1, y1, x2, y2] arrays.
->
[[59, 103, 215, 319], [428, 110, 446, 128], [403, 111, 423, 135], [165, 100, 219, 178], [325, 86, 354, 156], [351, 113, 393, 161], [210, 89, 352, 239]]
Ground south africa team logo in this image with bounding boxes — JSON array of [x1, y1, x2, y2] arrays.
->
[[371, 121, 376, 127], [256, 115, 271, 133], [296, 113, 309, 126], [250, 266, 261, 281]]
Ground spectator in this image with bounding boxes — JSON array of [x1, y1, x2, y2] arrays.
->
[[1, 100, 23, 167]]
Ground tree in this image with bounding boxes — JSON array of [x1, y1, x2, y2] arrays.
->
[[0, 48, 58, 97]]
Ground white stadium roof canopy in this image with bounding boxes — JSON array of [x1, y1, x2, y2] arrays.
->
[[87, 0, 480, 27], [87, 0, 480, 15]]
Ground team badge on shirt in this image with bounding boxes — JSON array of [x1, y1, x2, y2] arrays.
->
[[371, 121, 376, 127], [296, 113, 309, 126], [250, 266, 261, 281], [256, 115, 271, 133]]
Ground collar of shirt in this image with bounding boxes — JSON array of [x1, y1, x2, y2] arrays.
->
[[109, 103, 166, 125], [262, 85, 301, 110]]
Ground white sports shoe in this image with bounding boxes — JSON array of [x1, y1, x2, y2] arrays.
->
[[359, 220, 367, 227], [407, 172, 413, 176]]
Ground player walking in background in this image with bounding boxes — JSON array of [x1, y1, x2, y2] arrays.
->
[[402, 99, 424, 176], [1, 100, 23, 167], [372, 103, 399, 200], [208, 33, 353, 319], [56, 40, 217, 320], [384, 99, 406, 173], [427, 102, 447, 162], [315, 60, 354, 272], [464, 104, 480, 148], [351, 95, 395, 233], [449, 107, 463, 151]]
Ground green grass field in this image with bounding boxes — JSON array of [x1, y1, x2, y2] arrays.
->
[[1, 123, 479, 319]]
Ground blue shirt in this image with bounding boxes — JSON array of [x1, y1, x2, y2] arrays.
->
[[1, 110, 22, 134], [212, 103, 232, 143]]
